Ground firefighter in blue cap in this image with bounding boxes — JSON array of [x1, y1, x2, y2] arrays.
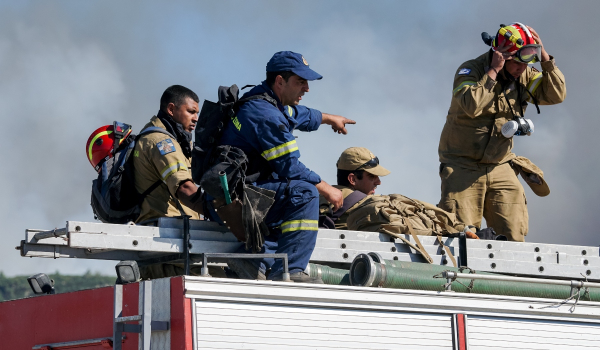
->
[[217, 51, 355, 283]]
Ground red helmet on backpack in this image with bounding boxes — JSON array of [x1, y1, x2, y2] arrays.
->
[[86, 122, 132, 173]]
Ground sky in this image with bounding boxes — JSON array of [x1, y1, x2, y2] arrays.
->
[[1, 0, 598, 277]]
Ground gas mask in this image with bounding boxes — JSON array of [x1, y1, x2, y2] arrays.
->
[[501, 117, 534, 138], [500, 74, 540, 139]]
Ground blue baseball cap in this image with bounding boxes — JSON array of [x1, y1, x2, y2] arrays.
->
[[266, 51, 322, 81]]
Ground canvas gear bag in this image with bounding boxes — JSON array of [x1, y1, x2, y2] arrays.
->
[[346, 194, 468, 266], [200, 145, 275, 253], [192, 84, 277, 253], [91, 123, 174, 224], [191, 84, 277, 184]]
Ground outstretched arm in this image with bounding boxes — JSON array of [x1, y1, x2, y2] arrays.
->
[[321, 113, 356, 134]]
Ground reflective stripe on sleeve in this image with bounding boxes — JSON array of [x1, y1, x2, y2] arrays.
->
[[452, 81, 476, 95], [261, 140, 299, 161], [527, 72, 543, 99], [161, 161, 188, 181], [280, 220, 319, 234]]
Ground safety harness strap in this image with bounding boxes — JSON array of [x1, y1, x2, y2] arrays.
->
[[437, 235, 458, 268], [332, 191, 368, 220], [405, 219, 434, 264]]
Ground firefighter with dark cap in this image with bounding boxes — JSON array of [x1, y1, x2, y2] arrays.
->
[[210, 51, 355, 283], [438, 23, 566, 242], [319, 147, 391, 230]]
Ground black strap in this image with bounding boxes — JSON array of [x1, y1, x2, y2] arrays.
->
[[138, 126, 175, 140], [140, 180, 162, 199], [136, 127, 177, 203], [331, 190, 367, 220], [521, 84, 541, 114], [234, 92, 278, 111]]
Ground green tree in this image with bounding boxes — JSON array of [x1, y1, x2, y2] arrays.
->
[[0, 271, 115, 302]]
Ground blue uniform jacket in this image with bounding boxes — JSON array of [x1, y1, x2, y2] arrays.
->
[[219, 81, 323, 184]]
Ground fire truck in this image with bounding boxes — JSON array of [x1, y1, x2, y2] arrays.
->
[[2, 217, 600, 349]]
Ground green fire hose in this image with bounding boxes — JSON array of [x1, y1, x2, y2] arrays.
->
[[349, 253, 600, 302], [308, 263, 350, 285]]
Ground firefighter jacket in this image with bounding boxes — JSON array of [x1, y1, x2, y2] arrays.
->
[[133, 116, 199, 223], [438, 50, 566, 170], [219, 81, 323, 184]]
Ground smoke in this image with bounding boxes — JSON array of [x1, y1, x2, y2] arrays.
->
[[1, 0, 598, 277], [0, 14, 125, 275]]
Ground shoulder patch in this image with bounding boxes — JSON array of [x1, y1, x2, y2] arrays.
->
[[458, 68, 471, 75], [156, 138, 176, 155]]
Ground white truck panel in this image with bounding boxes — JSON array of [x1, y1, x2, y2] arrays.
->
[[185, 277, 600, 349], [467, 316, 600, 349], [194, 299, 453, 349]]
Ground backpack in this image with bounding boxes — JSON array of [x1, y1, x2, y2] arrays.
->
[[191, 84, 277, 184], [319, 190, 367, 229], [346, 194, 469, 266], [90, 122, 174, 224], [346, 194, 467, 236]]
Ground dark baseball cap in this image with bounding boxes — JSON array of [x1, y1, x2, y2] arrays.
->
[[266, 51, 323, 81]]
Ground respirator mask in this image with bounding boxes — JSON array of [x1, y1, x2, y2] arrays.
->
[[500, 75, 540, 138], [501, 117, 534, 138]]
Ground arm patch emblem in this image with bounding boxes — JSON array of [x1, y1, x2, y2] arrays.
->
[[156, 139, 176, 155], [458, 68, 471, 75]]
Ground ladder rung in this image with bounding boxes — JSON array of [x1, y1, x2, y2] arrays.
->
[[115, 315, 142, 323]]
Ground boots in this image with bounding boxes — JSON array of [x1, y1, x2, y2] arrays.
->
[[271, 271, 324, 284]]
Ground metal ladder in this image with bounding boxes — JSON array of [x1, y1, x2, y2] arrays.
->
[[18, 217, 600, 281], [113, 280, 169, 350]]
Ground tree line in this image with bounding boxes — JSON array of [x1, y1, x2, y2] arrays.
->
[[0, 271, 115, 302]]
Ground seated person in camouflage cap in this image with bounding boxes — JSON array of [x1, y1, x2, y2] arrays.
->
[[318, 147, 390, 230]]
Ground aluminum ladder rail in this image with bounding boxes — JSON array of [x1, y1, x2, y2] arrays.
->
[[18, 217, 600, 280]]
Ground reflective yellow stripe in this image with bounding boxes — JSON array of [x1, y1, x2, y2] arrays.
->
[[88, 130, 113, 161], [452, 81, 476, 95], [160, 161, 188, 181], [527, 72, 543, 99], [280, 220, 319, 234], [261, 140, 299, 161], [287, 106, 293, 117]]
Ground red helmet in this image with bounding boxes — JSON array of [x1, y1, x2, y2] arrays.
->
[[491, 23, 541, 63], [86, 122, 132, 173]]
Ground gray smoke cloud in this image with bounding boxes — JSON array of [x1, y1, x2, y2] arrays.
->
[[1, 0, 598, 277]]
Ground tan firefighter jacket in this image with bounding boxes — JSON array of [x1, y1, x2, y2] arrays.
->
[[133, 116, 199, 223], [438, 50, 566, 170]]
